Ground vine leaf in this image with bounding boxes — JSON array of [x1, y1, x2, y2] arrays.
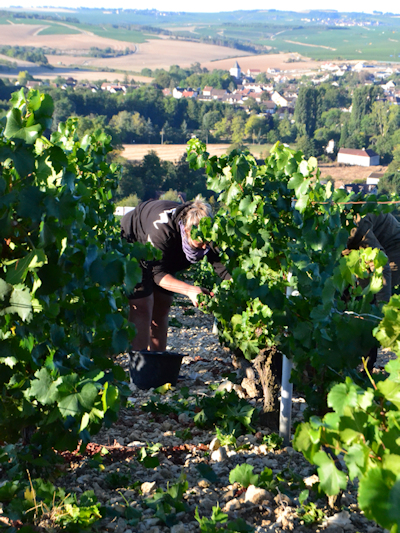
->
[[4, 108, 42, 144], [313, 450, 347, 496], [358, 467, 398, 530]]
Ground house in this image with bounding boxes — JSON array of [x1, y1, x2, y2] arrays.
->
[[209, 88, 229, 100], [326, 139, 335, 154], [25, 80, 44, 88], [337, 148, 380, 167], [321, 63, 340, 72], [241, 82, 264, 93], [181, 89, 198, 98], [247, 68, 260, 78], [263, 100, 277, 114], [244, 92, 263, 104], [172, 87, 184, 99], [353, 62, 366, 71], [74, 83, 98, 92], [101, 82, 127, 93], [223, 93, 244, 104], [60, 77, 77, 90], [271, 91, 288, 107], [202, 86, 213, 96], [367, 171, 385, 185]]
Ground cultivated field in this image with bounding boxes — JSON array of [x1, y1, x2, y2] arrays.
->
[[45, 39, 251, 71], [317, 162, 388, 186], [0, 23, 253, 73], [201, 52, 324, 74], [0, 24, 136, 51], [121, 144, 232, 163]]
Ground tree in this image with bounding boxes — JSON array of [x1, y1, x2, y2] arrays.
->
[[108, 110, 138, 144], [296, 134, 318, 158], [350, 85, 383, 134], [51, 95, 75, 131], [294, 86, 321, 137], [160, 121, 173, 144], [180, 119, 190, 143], [231, 115, 247, 146], [277, 115, 297, 144], [245, 115, 268, 144], [378, 145, 400, 196], [163, 154, 208, 200], [201, 110, 220, 144], [142, 150, 167, 199], [144, 117, 155, 143], [17, 70, 33, 85]]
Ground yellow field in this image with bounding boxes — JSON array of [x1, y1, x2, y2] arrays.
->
[[121, 144, 232, 162]]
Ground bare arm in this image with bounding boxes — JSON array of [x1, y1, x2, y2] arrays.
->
[[158, 274, 206, 307]]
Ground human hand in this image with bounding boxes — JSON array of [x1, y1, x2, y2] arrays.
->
[[187, 286, 214, 307]]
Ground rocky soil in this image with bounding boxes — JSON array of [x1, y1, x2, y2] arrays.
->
[[59, 298, 392, 533]]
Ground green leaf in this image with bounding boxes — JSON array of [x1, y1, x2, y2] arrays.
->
[[0, 285, 33, 321], [327, 379, 359, 416], [4, 108, 41, 144], [358, 467, 399, 530], [344, 443, 368, 481], [26, 368, 60, 405], [58, 383, 99, 417], [377, 380, 400, 410], [228, 464, 258, 488], [312, 450, 347, 496], [6, 249, 46, 285], [299, 489, 309, 505]]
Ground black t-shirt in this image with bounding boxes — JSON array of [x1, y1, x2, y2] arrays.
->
[[121, 200, 230, 284]]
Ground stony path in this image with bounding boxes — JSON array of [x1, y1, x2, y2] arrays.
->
[[58, 298, 390, 533]]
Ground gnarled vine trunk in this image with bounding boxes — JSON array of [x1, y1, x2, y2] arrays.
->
[[232, 346, 282, 431]]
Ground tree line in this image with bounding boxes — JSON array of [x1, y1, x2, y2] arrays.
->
[[0, 46, 49, 66]]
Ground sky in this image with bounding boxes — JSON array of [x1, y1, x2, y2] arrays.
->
[[1, 0, 398, 15]]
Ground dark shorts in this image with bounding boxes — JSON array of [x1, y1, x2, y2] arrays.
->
[[128, 261, 172, 300]]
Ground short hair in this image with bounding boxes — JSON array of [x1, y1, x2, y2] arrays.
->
[[183, 196, 212, 231]]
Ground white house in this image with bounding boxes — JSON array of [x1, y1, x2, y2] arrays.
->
[[271, 91, 288, 107], [337, 148, 380, 167]]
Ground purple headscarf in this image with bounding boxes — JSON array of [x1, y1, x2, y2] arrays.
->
[[179, 221, 210, 263]]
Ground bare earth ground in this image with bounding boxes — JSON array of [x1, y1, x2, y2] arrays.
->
[[52, 302, 392, 533], [317, 163, 388, 186], [45, 39, 251, 71]]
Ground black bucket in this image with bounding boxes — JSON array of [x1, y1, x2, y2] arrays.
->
[[128, 351, 184, 390]]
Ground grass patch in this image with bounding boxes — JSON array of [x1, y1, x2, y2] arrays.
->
[[77, 24, 158, 44]]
